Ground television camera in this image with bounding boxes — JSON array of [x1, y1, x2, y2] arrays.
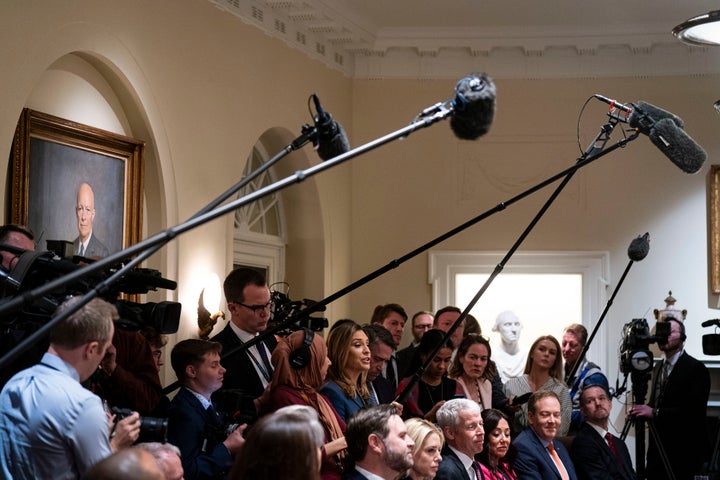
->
[[619, 317, 671, 375]]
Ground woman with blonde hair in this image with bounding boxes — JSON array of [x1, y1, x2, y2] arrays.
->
[[403, 418, 444, 480], [503, 335, 571, 435], [258, 329, 347, 480], [320, 321, 371, 423]]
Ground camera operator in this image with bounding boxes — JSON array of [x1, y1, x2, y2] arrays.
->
[[627, 317, 710, 480], [0, 297, 140, 479], [86, 311, 164, 416]]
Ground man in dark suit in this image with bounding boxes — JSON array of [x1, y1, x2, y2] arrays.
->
[[343, 404, 414, 480], [370, 303, 408, 389], [73, 182, 109, 258], [363, 324, 397, 405], [435, 398, 485, 480], [514, 391, 578, 480], [210, 268, 277, 419], [397, 310, 433, 378], [166, 339, 245, 480], [571, 379, 635, 480], [628, 317, 710, 480]]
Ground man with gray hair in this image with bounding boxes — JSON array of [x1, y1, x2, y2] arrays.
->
[[0, 297, 138, 479], [435, 398, 485, 480], [343, 404, 414, 480], [137, 443, 184, 480]]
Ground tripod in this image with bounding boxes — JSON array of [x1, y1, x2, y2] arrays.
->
[[621, 369, 675, 480]]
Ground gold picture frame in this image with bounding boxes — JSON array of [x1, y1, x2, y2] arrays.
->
[[710, 165, 720, 293], [9, 108, 144, 256]]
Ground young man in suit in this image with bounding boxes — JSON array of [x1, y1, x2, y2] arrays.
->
[[166, 339, 246, 479], [514, 391, 578, 480], [435, 398, 485, 480], [628, 317, 710, 480], [343, 404, 414, 480], [210, 268, 277, 419], [363, 324, 397, 405], [571, 379, 635, 480]]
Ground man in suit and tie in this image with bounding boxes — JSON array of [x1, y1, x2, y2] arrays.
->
[[363, 324, 397, 405], [73, 182, 109, 258], [343, 404, 414, 480], [435, 398, 485, 480], [571, 378, 635, 480], [371, 303, 408, 389], [397, 310, 433, 379], [514, 391, 578, 480], [166, 339, 246, 479], [628, 316, 710, 480], [210, 268, 277, 420]]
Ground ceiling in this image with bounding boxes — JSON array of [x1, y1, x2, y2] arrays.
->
[[210, 0, 720, 79]]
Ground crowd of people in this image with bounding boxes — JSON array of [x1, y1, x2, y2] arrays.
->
[[0, 226, 713, 480]]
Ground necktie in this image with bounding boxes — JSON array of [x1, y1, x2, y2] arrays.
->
[[386, 354, 397, 388], [367, 382, 379, 406], [547, 442, 569, 480], [472, 460, 484, 480], [79, 244, 85, 256], [207, 404, 218, 420], [605, 432, 620, 460], [256, 342, 273, 375]]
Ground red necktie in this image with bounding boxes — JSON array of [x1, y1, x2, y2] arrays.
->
[[605, 432, 620, 459], [547, 442, 569, 480]]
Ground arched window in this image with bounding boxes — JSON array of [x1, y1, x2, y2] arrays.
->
[[233, 144, 286, 284]]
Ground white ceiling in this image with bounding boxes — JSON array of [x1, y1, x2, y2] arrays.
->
[[210, 0, 720, 79]]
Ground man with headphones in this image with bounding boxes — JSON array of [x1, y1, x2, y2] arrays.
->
[[629, 315, 710, 480]]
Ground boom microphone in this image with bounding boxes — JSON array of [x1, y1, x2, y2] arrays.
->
[[311, 94, 350, 160], [450, 73, 496, 140], [593, 94, 632, 113], [649, 118, 706, 174], [629, 101, 685, 135], [627, 232, 650, 261]]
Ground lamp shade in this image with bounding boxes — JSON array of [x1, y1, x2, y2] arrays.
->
[[673, 10, 720, 46]]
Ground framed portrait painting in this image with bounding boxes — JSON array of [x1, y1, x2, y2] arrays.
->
[[9, 109, 144, 258], [710, 165, 720, 294]]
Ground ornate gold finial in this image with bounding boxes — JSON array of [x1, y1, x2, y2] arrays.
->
[[653, 290, 687, 322]]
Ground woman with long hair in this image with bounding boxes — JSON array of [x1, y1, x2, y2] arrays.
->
[[477, 408, 518, 480], [320, 321, 371, 423], [257, 329, 347, 480], [503, 335, 571, 435], [403, 418, 444, 480], [448, 334, 516, 413], [396, 329, 464, 422], [231, 405, 325, 480]]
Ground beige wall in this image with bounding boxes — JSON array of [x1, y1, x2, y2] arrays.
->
[[1, 1, 720, 393]]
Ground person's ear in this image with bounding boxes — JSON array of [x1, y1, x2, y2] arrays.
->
[[368, 433, 385, 455], [443, 425, 456, 441], [185, 364, 197, 379]]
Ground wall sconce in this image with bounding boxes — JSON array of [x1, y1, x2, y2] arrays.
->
[[673, 10, 720, 46], [198, 273, 224, 339]]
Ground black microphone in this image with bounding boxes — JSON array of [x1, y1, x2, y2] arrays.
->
[[702, 319, 720, 328], [593, 94, 632, 113], [627, 232, 650, 261], [450, 73, 496, 140], [311, 94, 350, 160], [649, 118, 706, 174], [629, 101, 685, 135]]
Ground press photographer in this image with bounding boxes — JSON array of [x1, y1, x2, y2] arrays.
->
[[626, 295, 710, 480]]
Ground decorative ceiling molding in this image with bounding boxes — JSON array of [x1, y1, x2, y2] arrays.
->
[[209, 0, 720, 79]]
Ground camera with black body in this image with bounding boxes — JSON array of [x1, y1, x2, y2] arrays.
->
[[619, 318, 671, 374], [269, 288, 328, 336], [111, 407, 168, 443]]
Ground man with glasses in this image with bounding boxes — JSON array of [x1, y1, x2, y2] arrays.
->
[[210, 268, 277, 420]]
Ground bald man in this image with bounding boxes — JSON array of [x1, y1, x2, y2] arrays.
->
[[73, 182, 109, 258]]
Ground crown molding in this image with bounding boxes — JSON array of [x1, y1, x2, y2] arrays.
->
[[210, 0, 720, 79]]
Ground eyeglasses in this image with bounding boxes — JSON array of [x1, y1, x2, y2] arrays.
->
[[233, 301, 272, 314]]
